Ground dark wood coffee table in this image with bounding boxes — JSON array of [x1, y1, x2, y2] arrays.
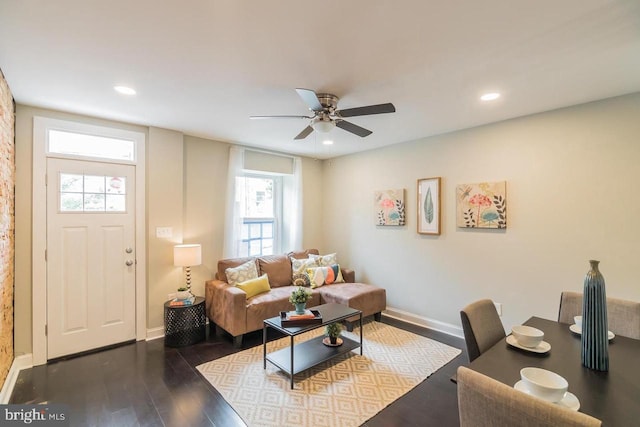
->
[[263, 303, 363, 388]]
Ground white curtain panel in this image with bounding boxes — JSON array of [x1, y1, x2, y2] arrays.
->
[[222, 146, 244, 258], [282, 156, 303, 252]]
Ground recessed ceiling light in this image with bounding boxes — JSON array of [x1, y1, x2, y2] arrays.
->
[[114, 85, 136, 95], [322, 140, 334, 145], [480, 92, 500, 101]]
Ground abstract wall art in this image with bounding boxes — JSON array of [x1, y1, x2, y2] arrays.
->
[[456, 181, 507, 228], [374, 189, 405, 226], [417, 177, 441, 235]]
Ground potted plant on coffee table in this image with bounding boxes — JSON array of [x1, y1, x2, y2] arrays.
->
[[289, 286, 312, 314], [325, 322, 343, 346]]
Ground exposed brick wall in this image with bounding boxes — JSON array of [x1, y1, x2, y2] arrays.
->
[[0, 68, 15, 390]]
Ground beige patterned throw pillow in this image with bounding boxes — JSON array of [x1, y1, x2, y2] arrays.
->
[[309, 252, 338, 267], [291, 257, 318, 275], [225, 260, 259, 287]]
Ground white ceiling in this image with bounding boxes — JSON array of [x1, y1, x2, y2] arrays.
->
[[1, 1, 639, 159]]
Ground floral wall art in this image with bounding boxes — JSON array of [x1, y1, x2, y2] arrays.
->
[[375, 189, 405, 226], [456, 181, 507, 228]]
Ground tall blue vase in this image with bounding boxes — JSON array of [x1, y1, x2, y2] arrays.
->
[[581, 260, 609, 371]]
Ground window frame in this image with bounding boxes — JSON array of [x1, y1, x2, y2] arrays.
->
[[238, 172, 283, 257]]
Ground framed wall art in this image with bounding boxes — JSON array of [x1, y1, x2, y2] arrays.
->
[[456, 181, 507, 228], [417, 177, 441, 235], [374, 189, 405, 226]]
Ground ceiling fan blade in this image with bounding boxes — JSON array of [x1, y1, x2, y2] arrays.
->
[[295, 88, 323, 112], [250, 115, 312, 120], [336, 120, 373, 137], [294, 125, 314, 140], [338, 103, 396, 118]]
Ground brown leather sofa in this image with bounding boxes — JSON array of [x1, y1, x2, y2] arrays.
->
[[205, 249, 386, 347]]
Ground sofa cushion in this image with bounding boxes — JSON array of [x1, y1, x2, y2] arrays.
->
[[319, 282, 386, 318], [236, 274, 271, 299], [225, 259, 259, 287], [258, 254, 292, 288], [218, 256, 257, 282]]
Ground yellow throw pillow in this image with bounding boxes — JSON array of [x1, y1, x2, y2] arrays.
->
[[236, 274, 271, 299]]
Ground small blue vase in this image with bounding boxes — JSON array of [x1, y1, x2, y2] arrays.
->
[[581, 260, 609, 371], [294, 302, 306, 314]]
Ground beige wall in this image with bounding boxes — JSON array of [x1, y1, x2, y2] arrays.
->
[[147, 127, 185, 329], [300, 157, 324, 251], [321, 93, 640, 332], [183, 136, 230, 300]]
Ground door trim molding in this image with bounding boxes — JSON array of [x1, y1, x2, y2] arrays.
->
[[32, 117, 147, 366]]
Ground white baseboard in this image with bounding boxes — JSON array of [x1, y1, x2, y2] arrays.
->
[[0, 354, 34, 404], [383, 306, 464, 339], [146, 326, 165, 341]]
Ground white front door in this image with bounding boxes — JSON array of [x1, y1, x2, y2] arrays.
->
[[46, 157, 136, 359]]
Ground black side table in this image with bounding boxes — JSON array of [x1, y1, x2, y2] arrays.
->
[[164, 297, 206, 347]]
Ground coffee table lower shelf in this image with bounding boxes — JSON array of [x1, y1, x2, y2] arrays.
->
[[265, 335, 360, 385]]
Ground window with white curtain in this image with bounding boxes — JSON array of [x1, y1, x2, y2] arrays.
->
[[223, 147, 302, 258], [236, 174, 282, 257]]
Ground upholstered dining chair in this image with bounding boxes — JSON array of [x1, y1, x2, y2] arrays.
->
[[457, 366, 602, 427], [460, 299, 506, 362], [558, 291, 640, 339]]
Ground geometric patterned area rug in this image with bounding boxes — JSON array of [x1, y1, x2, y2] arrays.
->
[[196, 321, 461, 427]]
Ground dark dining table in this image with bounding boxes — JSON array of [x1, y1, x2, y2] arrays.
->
[[468, 316, 640, 426]]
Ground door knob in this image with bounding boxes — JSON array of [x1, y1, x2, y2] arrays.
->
[[126, 260, 134, 266], [125, 247, 133, 253]]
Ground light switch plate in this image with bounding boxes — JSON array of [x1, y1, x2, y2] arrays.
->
[[156, 227, 173, 238]]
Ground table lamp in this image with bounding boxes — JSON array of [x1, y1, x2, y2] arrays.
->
[[173, 244, 202, 294]]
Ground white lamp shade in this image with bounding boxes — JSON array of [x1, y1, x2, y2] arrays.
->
[[312, 119, 335, 133], [174, 244, 202, 267]]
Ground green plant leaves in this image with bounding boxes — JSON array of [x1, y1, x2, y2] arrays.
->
[[424, 187, 434, 224]]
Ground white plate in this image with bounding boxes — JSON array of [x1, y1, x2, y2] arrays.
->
[[506, 335, 551, 353], [514, 380, 580, 411], [569, 324, 615, 340]]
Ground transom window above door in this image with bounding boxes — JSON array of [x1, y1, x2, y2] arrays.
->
[[59, 173, 127, 212], [48, 129, 136, 161]]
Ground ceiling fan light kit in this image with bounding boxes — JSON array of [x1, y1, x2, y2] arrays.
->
[[312, 118, 335, 133], [250, 88, 396, 141]]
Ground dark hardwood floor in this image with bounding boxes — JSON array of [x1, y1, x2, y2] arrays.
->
[[10, 317, 468, 427]]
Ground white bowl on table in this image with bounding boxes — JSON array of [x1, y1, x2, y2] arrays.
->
[[520, 367, 568, 403], [511, 325, 544, 348]]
